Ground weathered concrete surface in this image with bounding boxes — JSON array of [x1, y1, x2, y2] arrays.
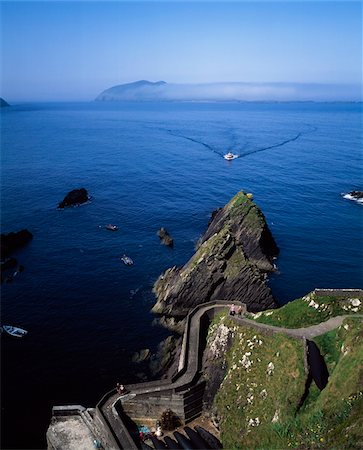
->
[[47, 416, 96, 450]]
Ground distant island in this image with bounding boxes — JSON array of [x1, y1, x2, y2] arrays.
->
[[0, 97, 10, 107], [95, 80, 362, 102]]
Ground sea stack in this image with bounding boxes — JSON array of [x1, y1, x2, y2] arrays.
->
[[152, 191, 279, 322], [58, 188, 90, 208]]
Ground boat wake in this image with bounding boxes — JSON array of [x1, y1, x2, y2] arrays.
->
[[164, 125, 317, 160], [240, 131, 303, 158], [164, 129, 225, 157]]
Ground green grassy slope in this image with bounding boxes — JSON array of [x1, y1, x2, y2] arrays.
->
[[246, 291, 362, 328], [210, 311, 363, 449]]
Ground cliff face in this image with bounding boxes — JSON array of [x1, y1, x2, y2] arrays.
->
[[0, 98, 10, 107], [152, 192, 279, 319]]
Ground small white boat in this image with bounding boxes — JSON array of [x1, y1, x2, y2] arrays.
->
[[121, 255, 134, 266], [223, 152, 238, 160], [1, 325, 28, 338], [105, 224, 119, 231]]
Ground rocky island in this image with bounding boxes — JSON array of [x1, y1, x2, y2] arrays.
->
[[0, 97, 10, 107], [58, 188, 90, 208], [343, 190, 363, 204], [152, 191, 279, 328]]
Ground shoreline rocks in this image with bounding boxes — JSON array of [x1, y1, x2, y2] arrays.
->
[[58, 188, 90, 208], [152, 191, 279, 320], [343, 190, 363, 204], [1, 229, 33, 259], [157, 228, 174, 247]]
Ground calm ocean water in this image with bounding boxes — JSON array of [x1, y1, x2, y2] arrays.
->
[[1, 101, 362, 448]]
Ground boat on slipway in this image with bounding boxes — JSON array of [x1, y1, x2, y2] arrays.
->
[[1, 325, 28, 338]]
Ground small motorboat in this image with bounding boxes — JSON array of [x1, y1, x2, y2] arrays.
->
[[105, 224, 119, 231], [121, 255, 134, 266], [223, 152, 238, 160], [1, 325, 28, 338]]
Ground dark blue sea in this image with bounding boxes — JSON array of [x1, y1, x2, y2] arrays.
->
[[1, 101, 362, 448]]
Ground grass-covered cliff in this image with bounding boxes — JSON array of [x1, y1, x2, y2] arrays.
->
[[204, 294, 362, 449], [152, 191, 279, 326], [247, 290, 363, 328]]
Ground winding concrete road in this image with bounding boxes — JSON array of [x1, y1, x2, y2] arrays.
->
[[234, 314, 363, 339]]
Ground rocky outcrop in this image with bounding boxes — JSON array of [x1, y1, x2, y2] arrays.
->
[[1, 229, 33, 258], [149, 335, 181, 378], [157, 228, 174, 247], [152, 191, 279, 320], [1, 230, 32, 283], [349, 191, 363, 199], [343, 190, 363, 205], [131, 349, 151, 364], [58, 188, 90, 208]]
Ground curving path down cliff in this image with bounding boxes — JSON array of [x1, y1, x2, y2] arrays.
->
[[95, 301, 362, 449]]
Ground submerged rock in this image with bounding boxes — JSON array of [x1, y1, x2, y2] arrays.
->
[[131, 348, 151, 363], [152, 191, 279, 318], [58, 188, 90, 208], [157, 227, 174, 247]]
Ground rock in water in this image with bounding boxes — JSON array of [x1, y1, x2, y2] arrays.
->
[[131, 348, 151, 363], [157, 227, 174, 247], [152, 191, 279, 317], [0, 98, 10, 107], [58, 188, 89, 208], [1, 229, 33, 258], [350, 191, 363, 199]]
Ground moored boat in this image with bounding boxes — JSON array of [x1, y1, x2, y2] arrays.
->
[[121, 255, 134, 266], [105, 224, 119, 231], [1, 325, 28, 338]]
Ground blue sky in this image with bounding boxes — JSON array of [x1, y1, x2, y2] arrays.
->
[[0, 1, 361, 101]]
